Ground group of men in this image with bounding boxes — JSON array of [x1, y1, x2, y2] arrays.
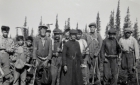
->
[[0, 22, 139, 85]]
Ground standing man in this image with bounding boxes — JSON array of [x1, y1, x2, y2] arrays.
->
[[119, 27, 139, 84], [101, 28, 121, 85], [51, 28, 63, 85], [76, 29, 89, 85], [0, 26, 14, 85], [84, 22, 102, 85], [33, 25, 52, 85], [60, 29, 84, 85], [61, 28, 70, 50]]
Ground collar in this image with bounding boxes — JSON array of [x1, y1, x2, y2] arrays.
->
[[1, 35, 8, 39], [38, 35, 48, 40]]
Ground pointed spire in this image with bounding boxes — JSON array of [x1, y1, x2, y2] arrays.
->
[[40, 16, 42, 25], [16, 28, 18, 37], [23, 16, 27, 27], [67, 18, 70, 29], [76, 22, 78, 29], [31, 28, 34, 37], [64, 21, 67, 30], [55, 14, 59, 29], [127, 7, 130, 13], [85, 24, 88, 33]]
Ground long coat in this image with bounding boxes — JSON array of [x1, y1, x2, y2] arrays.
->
[[60, 40, 84, 85]]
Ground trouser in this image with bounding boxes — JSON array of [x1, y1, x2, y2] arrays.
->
[[121, 52, 135, 84], [51, 56, 62, 85], [0, 52, 13, 85], [103, 57, 118, 85], [35, 58, 51, 85], [82, 55, 90, 84], [13, 67, 27, 85], [90, 57, 101, 85]]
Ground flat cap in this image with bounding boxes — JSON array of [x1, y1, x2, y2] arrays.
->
[[16, 36, 24, 41], [77, 29, 82, 34], [53, 28, 62, 34], [26, 36, 33, 42], [38, 25, 48, 30], [1, 26, 10, 31], [124, 27, 133, 33], [46, 27, 51, 33], [64, 27, 70, 33], [70, 29, 77, 34], [108, 28, 116, 34], [89, 22, 96, 28]]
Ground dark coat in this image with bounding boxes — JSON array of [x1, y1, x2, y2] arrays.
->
[[60, 40, 84, 85]]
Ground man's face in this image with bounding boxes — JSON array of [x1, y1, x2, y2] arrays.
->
[[124, 32, 131, 39], [2, 31, 8, 38], [26, 40, 32, 47], [65, 31, 70, 39], [76, 33, 82, 40], [18, 40, 24, 46], [108, 33, 116, 39], [54, 34, 60, 40], [90, 26, 96, 33], [46, 32, 51, 37], [70, 34, 76, 40], [40, 28, 46, 37]]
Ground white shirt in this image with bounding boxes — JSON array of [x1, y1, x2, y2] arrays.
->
[[119, 36, 139, 59], [77, 39, 88, 53]]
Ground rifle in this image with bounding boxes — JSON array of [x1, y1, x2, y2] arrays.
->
[[132, 49, 139, 85]]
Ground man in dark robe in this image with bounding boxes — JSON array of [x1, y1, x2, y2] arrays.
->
[[60, 29, 84, 85]]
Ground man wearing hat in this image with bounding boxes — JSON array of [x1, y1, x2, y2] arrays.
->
[[76, 29, 90, 85], [60, 29, 84, 85], [51, 28, 63, 85], [119, 27, 139, 84], [84, 22, 102, 84], [101, 28, 121, 85], [61, 28, 70, 50], [33, 25, 52, 85], [0, 26, 14, 85]]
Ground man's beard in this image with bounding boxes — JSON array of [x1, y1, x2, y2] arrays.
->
[[40, 34, 46, 37], [3, 35, 8, 38], [54, 37, 60, 40]]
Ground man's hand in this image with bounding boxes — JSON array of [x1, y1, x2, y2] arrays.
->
[[55, 53, 59, 57], [104, 58, 108, 63], [136, 59, 139, 68], [64, 65, 67, 72]]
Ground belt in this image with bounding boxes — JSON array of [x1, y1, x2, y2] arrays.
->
[[122, 51, 134, 53], [105, 54, 118, 58]]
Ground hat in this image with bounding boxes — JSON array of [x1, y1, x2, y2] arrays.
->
[[38, 25, 48, 30], [53, 29, 62, 34], [108, 28, 116, 34], [15, 59, 25, 69], [77, 29, 82, 34], [70, 29, 77, 34], [89, 23, 96, 28], [46, 27, 51, 33], [26, 36, 33, 42], [1, 26, 10, 32], [124, 28, 133, 33], [16, 36, 24, 41]]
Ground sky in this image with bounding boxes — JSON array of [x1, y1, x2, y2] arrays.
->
[[0, 0, 140, 38]]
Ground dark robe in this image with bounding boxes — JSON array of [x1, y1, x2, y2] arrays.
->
[[60, 40, 84, 85]]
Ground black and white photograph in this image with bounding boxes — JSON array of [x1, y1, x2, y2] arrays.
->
[[0, 0, 140, 85]]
